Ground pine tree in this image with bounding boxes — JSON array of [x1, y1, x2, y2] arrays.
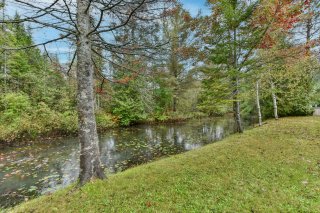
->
[[202, 0, 260, 133]]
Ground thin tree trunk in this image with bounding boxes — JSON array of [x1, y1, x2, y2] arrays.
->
[[173, 95, 177, 112], [233, 79, 243, 133], [306, 5, 312, 55], [170, 14, 179, 112], [232, 28, 243, 133], [171, 43, 178, 113], [256, 80, 262, 126], [76, 0, 105, 185], [271, 80, 279, 120], [96, 94, 100, 110], [4, 50, 7, 94]]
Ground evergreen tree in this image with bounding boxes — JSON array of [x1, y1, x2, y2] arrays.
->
[[201, 0, 260, 132]]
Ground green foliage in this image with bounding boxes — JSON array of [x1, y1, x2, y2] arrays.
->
[[112, 96, 147, 126], [0, 93, 31, 141], [96, 111, 116, 130], [0, 93, 78, 141], [1, 1, 319, 143], [0, 92, 31, 120], [153, 113, 169, 122], [312, 74, 320, 106], [111, 77, 147, 126], [0, 21, 79, 142], [198, 0, 262, 118], [258, 53, 320, 117], [60, 110, 78, 133], [198, 67, 232, 115], [153, 78, 173, 115], [276, 57, 318, 116], [177, 81, 202, 113]]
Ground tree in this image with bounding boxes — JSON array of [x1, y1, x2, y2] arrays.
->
[[201, 0, 261, 133], [255, 80, 263, 126], [0, 16, 77, 143], [2, 0, 172, 185], [253, 0, 305, 120], [75, 0, 105, 183], [162, 4, 198, 112], [293, 0, 320, 54], [198, 66, 232, 116]]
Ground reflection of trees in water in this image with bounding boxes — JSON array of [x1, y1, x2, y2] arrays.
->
[[42, 145, 80, 194], [99, 138, 127, 173], [59, 149, 79, 186], [167, 127, 186, 151], [215, 126, 224, 140], [1, 116, 240, 208], [99, 126, 192, 172]]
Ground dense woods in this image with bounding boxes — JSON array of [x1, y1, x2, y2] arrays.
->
[[1, 0, 320, 185]]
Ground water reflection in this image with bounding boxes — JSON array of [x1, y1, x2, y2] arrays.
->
[[0, 116, 239, 208]]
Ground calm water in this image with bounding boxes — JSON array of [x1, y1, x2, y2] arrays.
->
[[0, 116, 247, 208]]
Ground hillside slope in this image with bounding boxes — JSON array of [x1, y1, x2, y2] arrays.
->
[[11, 117, 320, 212]]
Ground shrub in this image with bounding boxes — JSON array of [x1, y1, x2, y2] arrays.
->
[[96, 111, 116, 130], [0, 92, 31, 122], [60, 110, 78, 134], [112, 98, 147, 126]]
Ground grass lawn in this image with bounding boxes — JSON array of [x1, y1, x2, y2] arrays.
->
[[10, 117, 320, 212]]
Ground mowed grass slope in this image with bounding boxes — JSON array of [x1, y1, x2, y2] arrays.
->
[[12, 117, 320, 212]]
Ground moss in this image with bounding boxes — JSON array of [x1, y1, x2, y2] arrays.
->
[[11, 117, 320, 212]]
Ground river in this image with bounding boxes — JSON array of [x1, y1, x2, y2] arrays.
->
[[0, 116, 249, 208]]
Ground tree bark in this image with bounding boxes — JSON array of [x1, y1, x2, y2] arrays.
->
[[173, 94, 177, 112], [271, 80, 279, 120], [170, 38, 178, 112], [232, 28, 243, 133], [233, 79, 243, 133], [76, 0, 105, 185], [305, 4, 312, 55], [256, 80, 262, 126], [169, 13, 179, 112]]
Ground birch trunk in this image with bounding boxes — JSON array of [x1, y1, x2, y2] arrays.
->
[[256, 81, 262, 126], [76, 0, 105, 185], [271, 81, 279, 120]]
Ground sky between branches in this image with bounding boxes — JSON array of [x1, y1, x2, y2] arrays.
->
[[5, 0, 209, 63]]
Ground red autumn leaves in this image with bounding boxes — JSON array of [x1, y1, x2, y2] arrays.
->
[[255, 0, 306, 49]]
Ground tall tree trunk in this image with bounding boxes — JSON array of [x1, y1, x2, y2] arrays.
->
[[170, 13, 179, 112], [76, 0, 105, 185], [171, 42, 178, 112], [232, 28, 243, 133], [233, 78, 243, 133], [271, 80, 279, 120], [173, 94, 177, 112], [256, 80, 262, 126], [4, 50, 7, 94], [306, 4, 312, 55]]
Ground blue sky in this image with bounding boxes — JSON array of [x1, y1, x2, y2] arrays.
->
[[7, 1, 210, 63], [181, 0, 209, 16]]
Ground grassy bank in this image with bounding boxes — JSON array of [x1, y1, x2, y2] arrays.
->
[[10, 117, 320, 212]]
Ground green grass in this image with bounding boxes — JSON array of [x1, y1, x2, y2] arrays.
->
[[11, 117, 320, 212]]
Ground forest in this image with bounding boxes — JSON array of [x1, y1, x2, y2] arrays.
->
[[1, 0, 320, 212], [1, 0, 319, 144]]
